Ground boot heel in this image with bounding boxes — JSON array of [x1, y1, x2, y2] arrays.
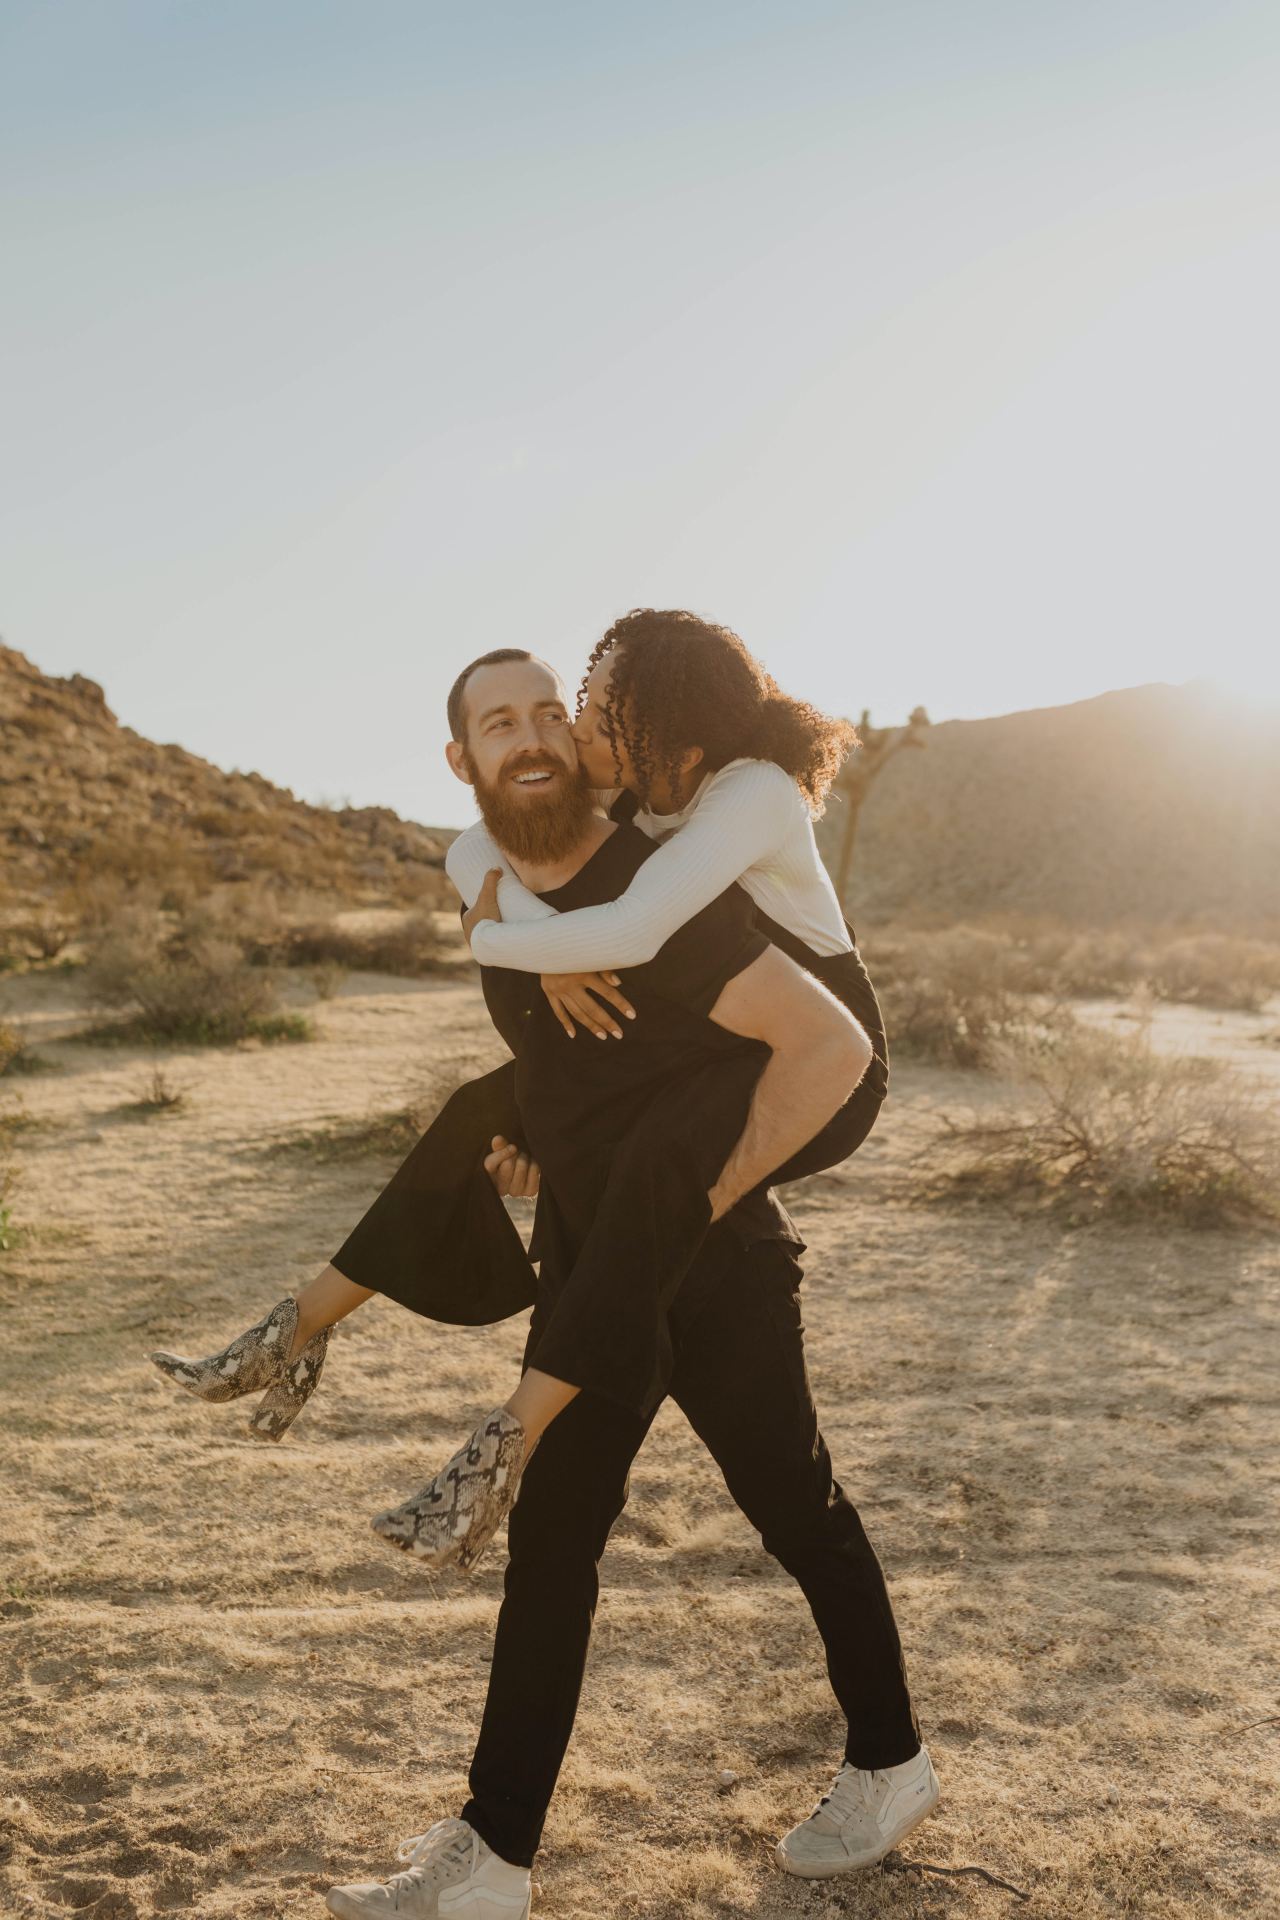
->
[[248, 1325, 330, 1441]]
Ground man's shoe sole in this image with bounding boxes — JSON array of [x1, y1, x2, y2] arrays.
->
[[326, 1882, 531, 1918], [774, 1784, 940, 1878]]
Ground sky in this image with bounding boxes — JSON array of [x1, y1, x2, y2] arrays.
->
[[2, 0, 1277, 829]]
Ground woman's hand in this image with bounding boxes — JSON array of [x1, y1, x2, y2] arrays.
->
[[484, 1135, 540, 1199], [462, 868, 502, 948], [541, 971, 637, 1041]]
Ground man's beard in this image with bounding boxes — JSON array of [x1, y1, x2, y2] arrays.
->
[[466, 749, 595, 866]]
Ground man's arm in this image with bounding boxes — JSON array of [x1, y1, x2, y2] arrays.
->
[[704, 946, 872, 1219]]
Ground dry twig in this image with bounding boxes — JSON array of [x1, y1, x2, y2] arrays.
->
[[884, 1852, 1032, 1901]]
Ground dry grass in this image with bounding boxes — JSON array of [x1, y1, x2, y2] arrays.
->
[[935, 1013, 1280, 1225], [0, 966, 1277, 1918]]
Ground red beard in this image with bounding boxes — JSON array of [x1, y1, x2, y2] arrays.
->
[[465, 750, 595, 866]]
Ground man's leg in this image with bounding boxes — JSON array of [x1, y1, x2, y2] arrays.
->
[[460, 1376, 653, 1867], [668, 1235, 920, 1770]]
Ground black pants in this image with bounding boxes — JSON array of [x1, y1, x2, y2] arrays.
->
[[459, 1233, 920, 1868]]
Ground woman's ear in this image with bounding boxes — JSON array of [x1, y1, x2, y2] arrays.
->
[[681, 744, 704, 777]]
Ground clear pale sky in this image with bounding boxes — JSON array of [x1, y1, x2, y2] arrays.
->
[[3, 1, 1277, 828]]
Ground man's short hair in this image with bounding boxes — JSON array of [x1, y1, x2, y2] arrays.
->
[[446, 648, 539, 742]]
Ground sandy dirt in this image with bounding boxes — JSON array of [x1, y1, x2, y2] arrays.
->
[[1, 961, 1277, 1920]]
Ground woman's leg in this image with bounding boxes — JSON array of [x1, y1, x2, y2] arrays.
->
[[503, 1367, 579, 1449], [289, 1264, 374, 1358], [150, 1062, 537, 1439]]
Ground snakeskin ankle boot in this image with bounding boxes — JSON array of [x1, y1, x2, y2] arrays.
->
[[150, 1296, 329, 1439], [247, 1323, 330, 1441], [371, 1407, 531, 1573]]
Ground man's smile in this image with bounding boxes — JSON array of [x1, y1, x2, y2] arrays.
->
[[505, 756, 565, 791]]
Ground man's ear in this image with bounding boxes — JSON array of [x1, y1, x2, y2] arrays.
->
[[445, 739, 474, 785]]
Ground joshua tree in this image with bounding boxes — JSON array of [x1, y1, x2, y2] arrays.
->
[[832, 706, 930, 902]]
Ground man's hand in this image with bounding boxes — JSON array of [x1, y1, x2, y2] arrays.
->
[[541, 972, 637, 1041], [484, 1135, 541, 1199], [705, 947, 872, 1219], [463, 868, 503, 947]]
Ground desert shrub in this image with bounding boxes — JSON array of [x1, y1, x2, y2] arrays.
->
[[1147, 935, 1280, 1014], [247, 1012, 314, 1044], [870, 929, 1036, 1067], [307, 960, 348, 1001], [1011, 929, 1148, 1000], [0, 1023, 23, 1076], [0, 1165, 19, 1252], [68, 827, 215, 904], [179, 880, 288, 960], [0, 1022, 47, 1076], [938, 1015, 1279, 1225], [276, 909, 445, 978], [129, 1061, 186, 1112], [83, 904, 285, 1044], [19, 908, 72, 962], [872, 923, 1280, 1028]]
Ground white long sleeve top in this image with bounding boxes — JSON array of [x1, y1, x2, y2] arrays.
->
[[445, 757, 853, 972]]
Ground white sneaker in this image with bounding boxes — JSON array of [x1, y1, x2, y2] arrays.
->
[[326, 1818, 532, 1917], [775, 1746, 940, 1877]]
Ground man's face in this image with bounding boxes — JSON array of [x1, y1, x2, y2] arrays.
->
[[447, 659, 593, 864]]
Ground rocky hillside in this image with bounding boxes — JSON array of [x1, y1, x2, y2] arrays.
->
[[7, 644, 1276, 933], [0, 643, 455, 908], [827, 681, 1280, 932]]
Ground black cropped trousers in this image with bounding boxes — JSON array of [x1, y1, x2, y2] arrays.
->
[[331, 932, 889, 1417]]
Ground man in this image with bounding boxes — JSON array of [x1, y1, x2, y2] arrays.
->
[[326, 653, 937, 1919]]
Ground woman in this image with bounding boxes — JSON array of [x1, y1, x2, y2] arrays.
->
[[151, 610, 888, 1568]]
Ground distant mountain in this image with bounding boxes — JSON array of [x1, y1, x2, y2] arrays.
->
[[821, 681, 1280, 932], [1, 643, 456, 907]]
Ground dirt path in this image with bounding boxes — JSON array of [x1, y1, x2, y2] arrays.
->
[[1, 969, 1276, 1918]]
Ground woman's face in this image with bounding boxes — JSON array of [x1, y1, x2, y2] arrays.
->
[[571, 657, 636, 792]]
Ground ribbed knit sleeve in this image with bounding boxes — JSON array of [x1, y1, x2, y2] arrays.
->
[[467, 760, 798, 972], [444, 822, 559, 927]]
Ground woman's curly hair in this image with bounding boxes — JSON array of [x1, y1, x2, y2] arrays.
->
[[579, 609, 857, 816]]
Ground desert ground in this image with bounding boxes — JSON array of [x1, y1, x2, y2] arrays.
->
[[1, 942, 1277, 1920]]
